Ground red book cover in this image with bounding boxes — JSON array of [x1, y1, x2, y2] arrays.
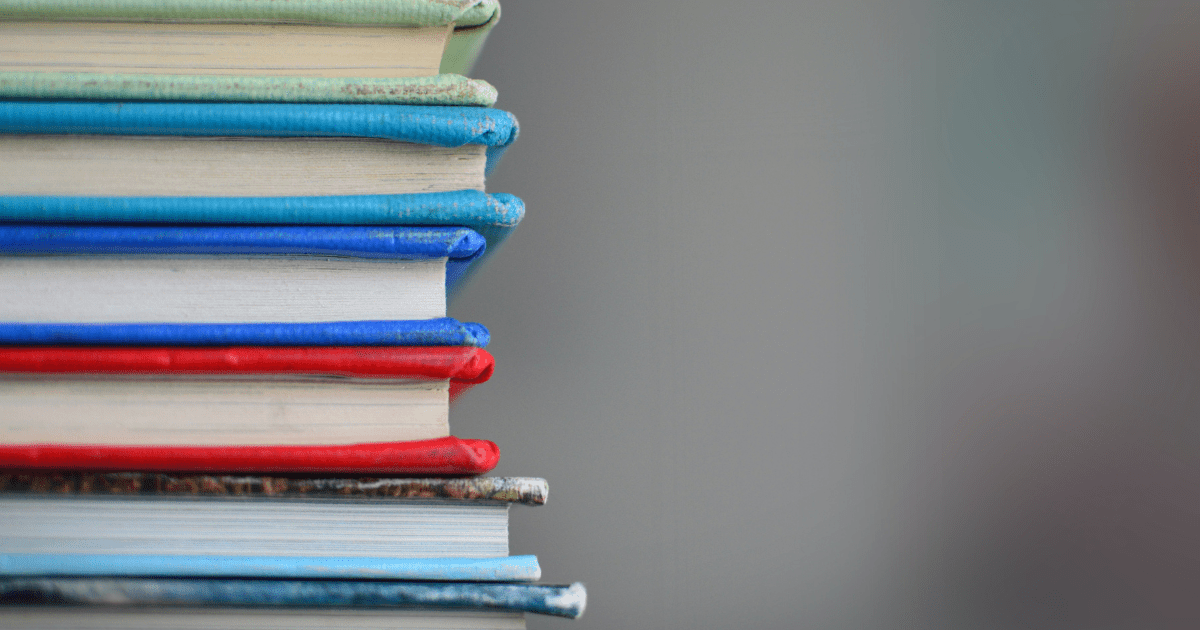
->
[[0, 437, 500, 475], [0, 345, 492, 398], [0, 345, 493, 380], [0, 346, 498, 474]]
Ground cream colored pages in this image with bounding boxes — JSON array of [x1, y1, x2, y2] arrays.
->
[[0, 256, 447, 322], [0, 378, 450, 445], [0, 136, 487, 196], [0, 22, 452, 77]]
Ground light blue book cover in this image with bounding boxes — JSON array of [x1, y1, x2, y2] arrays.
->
[[0, 554, 541, 583]]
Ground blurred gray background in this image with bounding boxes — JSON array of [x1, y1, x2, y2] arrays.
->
[[451, 1, 1200, 628]]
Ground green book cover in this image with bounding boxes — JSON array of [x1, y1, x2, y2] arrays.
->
[[0, 0, 501, 104]]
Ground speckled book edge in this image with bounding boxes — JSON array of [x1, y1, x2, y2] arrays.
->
[[0, 473, 548, 505], [0, 578, 585, 619], [0, 73, 498, 106]]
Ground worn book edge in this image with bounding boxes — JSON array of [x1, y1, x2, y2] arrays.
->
[[0, 72, 498, 106], [0, 577, 584, 619], [0, 0, 499, 27], [0, 437, 500, 475], [0, 474, 546, 505]]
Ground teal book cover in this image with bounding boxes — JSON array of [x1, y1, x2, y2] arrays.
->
[[0, 101, 519, 174], [0, 191, 525, 267], [0, 103, 522, 278]]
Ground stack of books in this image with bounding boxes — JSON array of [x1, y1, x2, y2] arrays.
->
[[0, 1, 584, 628]]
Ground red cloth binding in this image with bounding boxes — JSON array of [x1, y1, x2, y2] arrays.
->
[[0, 436, 500, 474], [0, 346, 494, 382]]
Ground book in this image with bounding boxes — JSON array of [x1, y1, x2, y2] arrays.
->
[[0, 101, 519, 196], [0, 346, 494, 459], [0, 578, 586, 619], [0, 191, 525, 260], [0, 475, 546, 581], [0, 0, 502, 105], [0, 225, 485, 322]]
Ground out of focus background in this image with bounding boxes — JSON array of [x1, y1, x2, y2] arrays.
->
[[453, 2, 1200, 627]]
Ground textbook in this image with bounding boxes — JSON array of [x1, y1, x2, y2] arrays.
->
[[0, 578, 586, 620], [0, 474, 546, 581], [0, 102, 518, 195], [0, 346, 494, 467], [0, 0, 502, 105], [0, 225, 485, 322]]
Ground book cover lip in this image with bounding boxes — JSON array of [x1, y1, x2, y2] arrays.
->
[[0, 101, 519, 147], [0, 0, 499, 27], [0, 319, 492, 348], [0, 73, 500, 107], [0, 577, 586, 619], [0, 225, 487, 259], [0, 437, 503, 475], [0, 191, 525, 228], [0, 554, 542, 582], [0, 346, 496, 380], [0, 473, 548, 504]]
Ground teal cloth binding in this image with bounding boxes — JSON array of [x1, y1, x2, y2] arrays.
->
[[0, 192, 523, 291], [0, 101, 519, 174], [0, 190, 523, 253]]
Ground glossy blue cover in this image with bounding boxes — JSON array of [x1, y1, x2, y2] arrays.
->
[[0, 578, 587, 619], [0, 101, 519, 174], [0, 224, 485, 291], [0, 319, 489, 347], [0, 554, 541, 582]]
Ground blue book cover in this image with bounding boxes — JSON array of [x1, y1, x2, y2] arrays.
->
[[0, 555, 541, 583], [0, 318, 489, 347], [0, 577, 586, 619], [0, 224, 485, 291], [0, 191, 524, 261], [0, 101, 518, 174]]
